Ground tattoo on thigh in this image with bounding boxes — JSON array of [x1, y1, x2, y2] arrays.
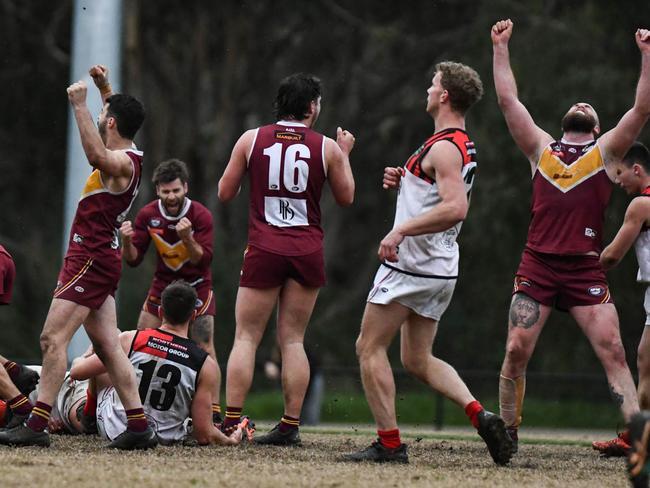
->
[[509, 294, 541, 329], [609, 384, 624, 407], [190, 315, 213, 345]]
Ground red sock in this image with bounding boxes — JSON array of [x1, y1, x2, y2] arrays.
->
[[83, 390, 97, 417], [378, 428, 401, 449], [8, 394, 32, 416], [25, 401, 52, 432], [223, 406, 242, 431], [279, 415, 300, 432], [0, 400, 7, 427], [125, 408, 148, 432], [465, 400, 484, 429]]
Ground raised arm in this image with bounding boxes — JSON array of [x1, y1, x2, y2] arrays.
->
[[191, 358, 241, 445], [378, 141, 467, 262], [89, 64, 113, 104], [218, 130, 255, 202], [67, 81, 133, 179], [599, 30, 650, 163], [491, 19, 553, 168], [600, 196, 650, 269], [324, 127, 355, 206]]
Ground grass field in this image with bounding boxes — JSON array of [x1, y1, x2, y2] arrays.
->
[[0, 424, 629, 488]]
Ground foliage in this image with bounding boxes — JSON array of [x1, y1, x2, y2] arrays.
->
[[2, 0, 650, 385]]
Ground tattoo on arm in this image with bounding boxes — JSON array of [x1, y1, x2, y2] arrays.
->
[[509, 294, 541, 329], [609, 384, 625, 407]]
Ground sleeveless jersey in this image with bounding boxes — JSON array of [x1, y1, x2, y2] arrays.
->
[[66, 148, 144, 262], [388, 128, 477, 277], [246, 121, 326, 256], [527, 140, 612, 254], [128, 328, 207, 443], [129, 198, 213, 289], [635, 187, 650, 283]]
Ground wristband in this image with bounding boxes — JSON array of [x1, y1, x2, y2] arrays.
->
[[99, 83, 113, 97]]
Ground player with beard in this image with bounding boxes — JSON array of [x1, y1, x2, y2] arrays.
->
[[119, 159, 223, 423], [492, 19, 650, 455]]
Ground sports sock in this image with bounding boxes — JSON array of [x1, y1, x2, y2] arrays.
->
[[83, 390, 97, 417], [212, 403, 222, 423], [4, 361, 20, 382], [279, 415, 300, 432], [222, 406, 242, 431], [25, 401, 52, 432], [125, 408, 148, 432], [8, 394, 32, 416], [378, 428, 401, 449], [465, 400, 484, 429]]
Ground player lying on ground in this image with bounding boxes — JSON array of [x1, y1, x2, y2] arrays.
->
[[0, 366, 87, 435], [70, 281, 243, 446]]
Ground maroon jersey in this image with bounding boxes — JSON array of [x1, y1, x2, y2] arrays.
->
[[246, 121, 327, 256], [66, 149, 144, 262], [0, 245, 15, 305], [128, 198, 213, 292], [526, 140, 612, 255]]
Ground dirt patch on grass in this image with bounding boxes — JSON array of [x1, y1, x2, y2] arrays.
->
[[0, 429, 625, 488]]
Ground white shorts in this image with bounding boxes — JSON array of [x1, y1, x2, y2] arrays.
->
[[96, 386, 126, 441], [643, 286, 650, 325], [367, 265, 456, 320]]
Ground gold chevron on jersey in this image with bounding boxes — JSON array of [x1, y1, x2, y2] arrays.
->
[[79, 169, 108, 201], [150, 233, 190, 271], [537, 144, 605, 193]]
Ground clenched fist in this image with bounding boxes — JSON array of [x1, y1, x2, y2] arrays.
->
[[176, 217, 194, 241], [67, 80, 88, 106]]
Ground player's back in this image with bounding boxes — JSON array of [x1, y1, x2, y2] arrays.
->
[[128, 328, 207, 444], [246, 121, 327, 256]]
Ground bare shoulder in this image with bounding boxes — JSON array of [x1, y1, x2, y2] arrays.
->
[[323, 136, 342, 157], [422, 139, 463, 177], [628, 195, 650, 218]]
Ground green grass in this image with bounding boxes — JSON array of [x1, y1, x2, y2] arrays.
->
[[243, 390, 621, 429]]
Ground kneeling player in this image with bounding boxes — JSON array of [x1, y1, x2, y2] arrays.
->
[[70, 281, 242, 446]]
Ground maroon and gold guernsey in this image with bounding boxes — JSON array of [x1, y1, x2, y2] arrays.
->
[[66, 148, 144, 262], [247, 121, 326, 256], [128, 198, 213, 294], [527, 140, 612, 255]]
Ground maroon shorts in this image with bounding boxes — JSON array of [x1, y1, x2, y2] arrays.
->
[[143, 280, 215, 318], [0, 250, 16, 305], [239, 244, 326, 288], [54, 255, 121, 310], [513, 247, 613, 310]]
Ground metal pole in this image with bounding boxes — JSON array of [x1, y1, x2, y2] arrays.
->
[[65, 0, 123, 361]]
